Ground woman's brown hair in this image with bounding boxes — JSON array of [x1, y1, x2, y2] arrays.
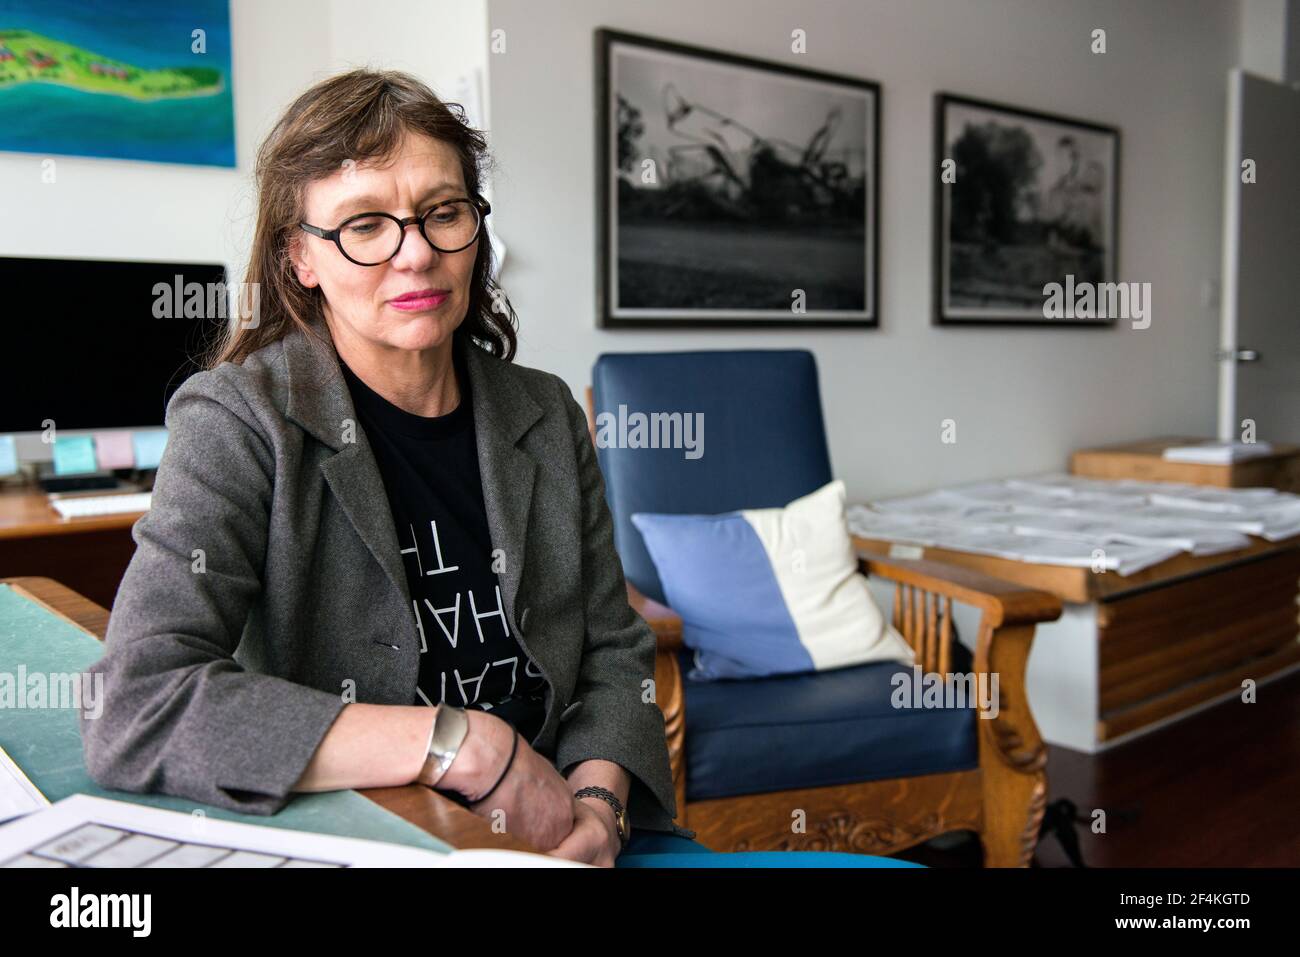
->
[[204, 68, 516, 368]]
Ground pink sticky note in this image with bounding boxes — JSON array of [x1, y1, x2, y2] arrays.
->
[[93, 432, 136, 469]]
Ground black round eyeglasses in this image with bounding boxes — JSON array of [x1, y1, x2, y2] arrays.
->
[[299, 197, 491, 266]]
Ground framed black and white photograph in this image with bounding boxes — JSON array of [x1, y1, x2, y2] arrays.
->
[[934, 93, 1120, 326], [596, 28, 880, 328]]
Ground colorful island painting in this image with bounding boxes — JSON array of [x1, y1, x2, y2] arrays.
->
[[0, 0, 234, 167]]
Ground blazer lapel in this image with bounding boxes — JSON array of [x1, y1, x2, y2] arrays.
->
[[462, 337, 543, 625], [281, 320, 544, 627], [282, 321, 410, 607]]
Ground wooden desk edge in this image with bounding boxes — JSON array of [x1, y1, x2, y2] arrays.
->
[[0, 486, 147, 539], [0, 575, 534, 855], [852, 532, 1300, 604]]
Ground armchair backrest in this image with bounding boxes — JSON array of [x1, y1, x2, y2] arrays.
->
[[591, 349, 833, 605]]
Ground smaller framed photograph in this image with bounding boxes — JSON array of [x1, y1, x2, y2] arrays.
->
[[934, 93, 1121, 326]]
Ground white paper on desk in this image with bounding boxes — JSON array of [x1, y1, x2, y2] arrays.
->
[[999, 514, 1253, 555], [1148, 486, 1285, 512], [1012, 537, 1181, 574], [945, 480, 1151, 513], [1008, 473, 1210, 501], [1085, 504, 1299, 539], [849, 505, 1179, 572], [1014, 472, 1293, 513], [905, 527, 1180, 575], [866, 490, 998, 518], [856, 476, 1300, 574], [847, 506, 1020, 546], [1002, 472, 1086, 496], [0, 745, 49, 825], [0, 794, 590, 868], [1146, 496, 1300, 540], [1162, 441, 1274, 464], [1005, 472, 1148, 497]]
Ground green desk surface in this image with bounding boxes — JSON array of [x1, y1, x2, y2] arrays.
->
[[0, 583, 451, 854]]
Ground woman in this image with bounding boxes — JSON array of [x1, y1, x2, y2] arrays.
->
[[78, 69, 697, 867]]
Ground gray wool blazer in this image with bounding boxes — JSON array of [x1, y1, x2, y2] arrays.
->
[[78, 318, 694, 841]]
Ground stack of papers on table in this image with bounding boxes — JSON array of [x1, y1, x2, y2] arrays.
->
[[0, 794, 590, 868], [848, 472, 1300, 576], [1162, 440, 1274, 464]]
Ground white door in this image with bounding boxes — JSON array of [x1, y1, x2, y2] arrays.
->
[[1218, 69, 1300, 444]]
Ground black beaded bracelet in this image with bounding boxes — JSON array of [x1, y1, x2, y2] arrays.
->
[[469, 728, 519, 805]]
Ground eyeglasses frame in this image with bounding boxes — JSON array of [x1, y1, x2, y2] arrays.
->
[[299, 196, 492, 266]]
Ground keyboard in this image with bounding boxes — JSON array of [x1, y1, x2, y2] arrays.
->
[[51, 492, 152, 519]]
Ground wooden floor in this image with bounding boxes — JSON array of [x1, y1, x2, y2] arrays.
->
[[894, 668, 1300, 867]]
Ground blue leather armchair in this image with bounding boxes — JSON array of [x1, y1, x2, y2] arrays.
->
[[588, 349, 1062, 865]]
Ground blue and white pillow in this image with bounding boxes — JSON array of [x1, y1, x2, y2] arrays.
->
[[631, 480, 914, 681]]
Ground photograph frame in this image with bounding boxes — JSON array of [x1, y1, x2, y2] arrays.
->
[[595, 27, 881, 329], [932, 92, 1122, 328]]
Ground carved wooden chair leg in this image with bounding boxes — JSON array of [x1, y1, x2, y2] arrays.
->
[[975, 622, 1048, 867]]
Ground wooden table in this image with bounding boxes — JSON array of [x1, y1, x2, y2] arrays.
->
[[1070, 435, 1300, 492], [854, 524, 1300, 752], [1, 575, 536, 854], [0, 486, 143, 609]]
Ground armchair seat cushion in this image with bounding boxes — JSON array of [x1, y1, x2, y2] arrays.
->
[[678, 649, 979, 802]]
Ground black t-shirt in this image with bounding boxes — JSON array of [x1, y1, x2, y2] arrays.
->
[[340, 344, 548, 744]]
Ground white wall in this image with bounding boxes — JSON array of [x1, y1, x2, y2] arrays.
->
[[483, 0, 1239, 500], [1238, 0, 1298, 81], [327, 0, 489, 113]]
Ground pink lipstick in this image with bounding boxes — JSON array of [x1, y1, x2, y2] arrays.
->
[[388, 288, 450, 311]]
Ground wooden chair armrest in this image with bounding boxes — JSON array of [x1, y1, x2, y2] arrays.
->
[[858, 552, 1057, 784], [858, 551, 1063, 629], [627, 580, 684, 651], [629, 579, 687, 820]]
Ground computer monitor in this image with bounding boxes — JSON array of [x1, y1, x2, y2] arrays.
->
[[0, 256, 229, 434]]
